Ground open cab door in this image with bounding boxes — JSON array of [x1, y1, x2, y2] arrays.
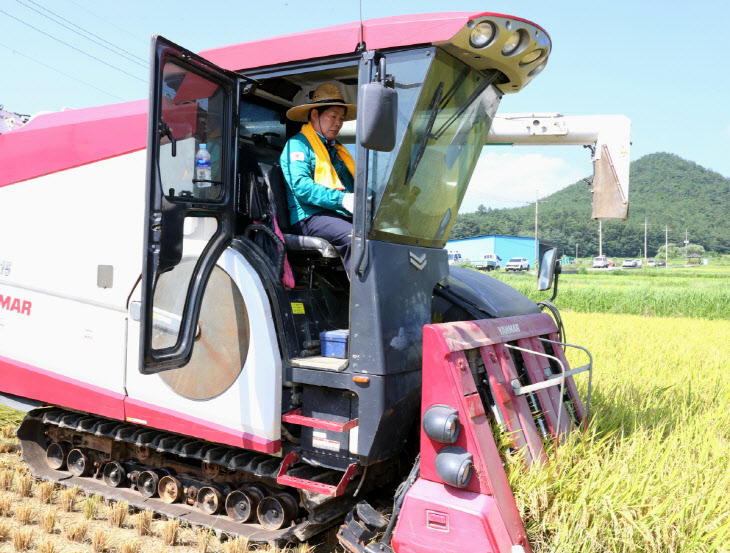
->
[[140, 36, 239, 373]]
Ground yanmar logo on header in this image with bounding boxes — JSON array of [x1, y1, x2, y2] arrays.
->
[[497, 323, 520, 336]]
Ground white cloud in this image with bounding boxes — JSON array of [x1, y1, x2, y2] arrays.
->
[[461, 151, 587, 213]]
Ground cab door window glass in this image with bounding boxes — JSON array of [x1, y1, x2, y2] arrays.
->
[[160, 61, 226, 201]]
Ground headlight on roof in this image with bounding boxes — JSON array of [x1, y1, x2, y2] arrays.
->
[[469, 21, 496, 49], [502, 29, 525, 56], [520, 49, 543, 66]]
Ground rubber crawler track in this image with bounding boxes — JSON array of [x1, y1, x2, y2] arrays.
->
[[17, 407, 361, 546]]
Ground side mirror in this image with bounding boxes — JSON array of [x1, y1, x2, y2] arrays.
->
[[359, 64, 397, 152], [537, 247, 558, 291]]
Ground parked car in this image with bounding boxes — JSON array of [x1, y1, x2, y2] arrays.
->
[[447, 250, 462, 265], [657, 260, 666, 267], [472, 253, 501, 271], [634, 259, 643, 267], [593, 255, 610, 268], [622, 259, 636, 268], [647, 260, 656, 267], [505, 257, 530, 271]]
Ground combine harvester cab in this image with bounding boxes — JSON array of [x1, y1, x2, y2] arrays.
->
[[0, 11, 609, 552]]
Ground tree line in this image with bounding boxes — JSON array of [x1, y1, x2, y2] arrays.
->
[[451, 153, 730, 258]]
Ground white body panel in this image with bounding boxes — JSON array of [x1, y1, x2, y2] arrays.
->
[[0, 149, 281, 444], [0, 152, 146, 393], [124, 246, 283, 443]]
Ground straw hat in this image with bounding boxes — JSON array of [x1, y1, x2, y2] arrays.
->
[[286, 83, 357, 123]]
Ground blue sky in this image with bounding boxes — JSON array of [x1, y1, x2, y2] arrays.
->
[[2, 0, 729, 211]]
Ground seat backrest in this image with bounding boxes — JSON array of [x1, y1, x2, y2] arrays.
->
[[267, 163, 291, 234]]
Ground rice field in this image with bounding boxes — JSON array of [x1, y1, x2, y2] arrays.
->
[[1, 269, 729, 552], [490, 265, 730, 319], [506, 310, 730, 552]]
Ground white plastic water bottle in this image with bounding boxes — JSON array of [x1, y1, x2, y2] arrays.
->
[[195, 143, 212, 187]]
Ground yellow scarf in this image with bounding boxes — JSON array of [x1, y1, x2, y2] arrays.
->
[[300, 122, 355, 191]]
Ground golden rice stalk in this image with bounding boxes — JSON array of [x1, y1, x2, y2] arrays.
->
[[107, 500, 128, 528], [66, 520, 89, 542], [223, 536, 251, 553], [36, 481, 55, 504], [160, 518, 180, 546], [15, 504, 35, 526], [91, 528, 112, 552], [11, 527, 33, 551], [195, 525, 216, 553], [0, 425, 15, 439], [41, 508, 57, 534], [0, 470, 12, 491], [0, 441, 17, 454], [0, 494, 13, 517], [37, 538, 57, 553], [134, 510, 153, 536], [119, 539, 140, 553], [0, 521, 11, 541], [83, 494, 101, 520], [15, 474, 32, 498], [59, 486, 79, 512]]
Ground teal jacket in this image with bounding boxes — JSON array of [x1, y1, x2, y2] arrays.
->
[[279, 132, 354, 225]]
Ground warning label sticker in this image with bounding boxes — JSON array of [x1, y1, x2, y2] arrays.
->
[[291, 302, 305, 314], [312, 430, 340, 452]]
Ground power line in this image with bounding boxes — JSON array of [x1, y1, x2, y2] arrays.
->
[[17, 0, 146, 67], [0, 41, 126, 102], [64, 0, 147, 42], [0, 7, 146, 83]]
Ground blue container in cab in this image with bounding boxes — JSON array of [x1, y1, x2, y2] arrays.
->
[[320, 329, 349, 358]]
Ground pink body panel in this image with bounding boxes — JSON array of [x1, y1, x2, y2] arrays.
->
[[0, 101, 146, 187], [200, 12, 547, 71], [392, 478, 521, 553], [0, 355, 279, 454], [0, 355, 125, 420]]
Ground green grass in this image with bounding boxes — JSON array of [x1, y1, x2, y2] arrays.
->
[[488, 268, 730, 319], [509, 311, 730, 552], [0, 405, 23, 426]]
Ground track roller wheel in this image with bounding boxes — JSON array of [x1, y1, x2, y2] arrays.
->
[[137, 470, 161, 498], [103, 461, 127, 488], [158, 475, 184, 504], [257, 493, 299, 531], [225, 487, 264, 523], [67, 448, 91, 477], [197, 486, 224, 515], [45, 442, 69, 470], [201, 461, 220, 479]]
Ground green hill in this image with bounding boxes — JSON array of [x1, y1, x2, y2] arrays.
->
[[452, 153, 730, 257]]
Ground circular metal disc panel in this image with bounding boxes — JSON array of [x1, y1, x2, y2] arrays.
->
[[156, 259, 250, 400]]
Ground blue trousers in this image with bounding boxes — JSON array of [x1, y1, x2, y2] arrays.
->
[[293, 212, 353, 273]]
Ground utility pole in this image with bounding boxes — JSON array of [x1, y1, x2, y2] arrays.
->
[[534, 188, 538, 269], [664, 225, 670, 264], [598, 220, 603, 257], [643, 218, 649, 264], [684, 229, 689, 259], [575, 243, 578, 262]]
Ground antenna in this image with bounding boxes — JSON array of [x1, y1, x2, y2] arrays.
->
[[357, 0, 366, 52]]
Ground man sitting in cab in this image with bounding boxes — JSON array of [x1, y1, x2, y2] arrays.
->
[[280, 83, 356, 272]]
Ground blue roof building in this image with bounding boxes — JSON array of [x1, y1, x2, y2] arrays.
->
[[445, 235, 540, 268]]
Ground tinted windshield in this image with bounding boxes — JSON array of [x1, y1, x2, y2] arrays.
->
[[368, 49, 500, 247], [509, 258, 521, 263]]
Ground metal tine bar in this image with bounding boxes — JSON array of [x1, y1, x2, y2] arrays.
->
[[505, 343, 567, 438], [538, 337, 594, 426]]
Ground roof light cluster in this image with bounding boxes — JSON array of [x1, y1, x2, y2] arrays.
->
[[440, 14, 552, 94]]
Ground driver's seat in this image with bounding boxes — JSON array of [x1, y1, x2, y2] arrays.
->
[[266, 164, 339, 259]]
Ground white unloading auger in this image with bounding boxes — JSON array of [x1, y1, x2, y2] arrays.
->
[[486, 113, 632, 220]]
